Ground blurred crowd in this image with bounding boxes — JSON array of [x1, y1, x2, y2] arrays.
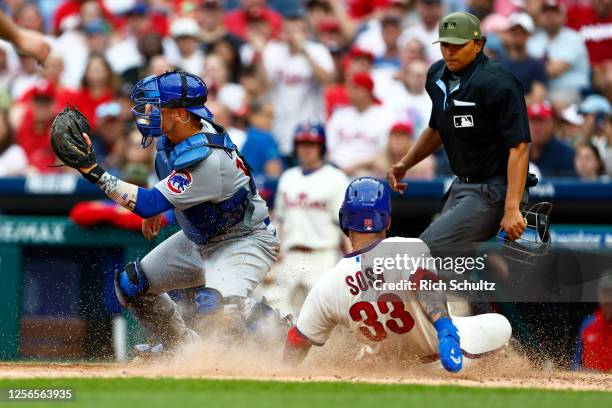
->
[[0, 0, 610, 184]]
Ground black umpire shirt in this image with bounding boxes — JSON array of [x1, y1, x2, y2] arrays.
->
[[426, 52, 531, 179]]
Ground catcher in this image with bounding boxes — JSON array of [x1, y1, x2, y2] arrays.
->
[[51, 71, 280, 354], [283, 178, 512, 372]]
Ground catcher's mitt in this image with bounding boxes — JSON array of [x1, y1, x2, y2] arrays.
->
[[50, 106, 97, 169]]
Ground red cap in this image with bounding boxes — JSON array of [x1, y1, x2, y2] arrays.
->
[[390, 121, 414, 135], [528, 101, 554, 119], [317, 18, 341, 33], [348, 0, 375, 18], [348, 47, 375, 63], [349, 71, 381, 103], [350, 71, 374, 92], [19, 79, 55, 102]]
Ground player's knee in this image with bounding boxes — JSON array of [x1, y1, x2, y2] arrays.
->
[[114, 259, 150, 307], [195, 287, 223, 315]]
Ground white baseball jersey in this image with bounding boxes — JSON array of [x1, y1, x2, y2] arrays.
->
[[274, 164, 349, 251], [263, 41, 335, 155], [326, 105, 395, 170], [296, 237, 440, 357]]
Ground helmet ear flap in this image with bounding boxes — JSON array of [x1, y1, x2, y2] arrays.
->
[[339, 208, 349, 237]]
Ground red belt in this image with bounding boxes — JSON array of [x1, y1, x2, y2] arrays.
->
[[288, 246, 315, 253]]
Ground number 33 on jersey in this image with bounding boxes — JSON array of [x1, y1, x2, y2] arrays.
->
[[295, 237, 442, 355]]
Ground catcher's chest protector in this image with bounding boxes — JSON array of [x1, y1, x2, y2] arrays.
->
[[154, 131, 236, 178], [154, 132, 257, 245]]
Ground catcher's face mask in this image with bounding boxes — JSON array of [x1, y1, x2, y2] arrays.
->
[[131, 75, 164, 148], [131, 71, 213, 148], [497, 202, 552, 266]]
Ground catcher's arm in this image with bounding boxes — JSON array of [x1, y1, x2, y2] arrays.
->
[[51, 107, 171, 219], [78, 136, 172, 219]]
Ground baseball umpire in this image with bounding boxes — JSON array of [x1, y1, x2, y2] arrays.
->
[[50, 71, 280, 353], [387, 11, 531, 251]]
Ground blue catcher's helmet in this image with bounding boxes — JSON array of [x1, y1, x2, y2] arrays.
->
[[294, 119, 326, 155], [131, 71, 214, 147], [339, 177, 391, 236]]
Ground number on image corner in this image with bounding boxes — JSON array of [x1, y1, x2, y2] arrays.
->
[[348, 293, 415, 342]]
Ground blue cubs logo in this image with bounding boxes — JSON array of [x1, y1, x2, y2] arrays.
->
[[167, 170, 193, 194]]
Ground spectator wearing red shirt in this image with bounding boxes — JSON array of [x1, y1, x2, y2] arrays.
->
[[324, 47, 374, 117], [14, 81, 56, 172], [224, 0, 283, 40], [0, 108, 28, 176], [566, 0, 612, 67], [528, 101, 576, 177], [572, 271, 612, 372], [55, 54, 114, 124]]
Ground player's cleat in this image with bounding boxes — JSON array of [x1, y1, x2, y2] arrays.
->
[[133, 343, 167, 361], [434, 317, 463, 373]]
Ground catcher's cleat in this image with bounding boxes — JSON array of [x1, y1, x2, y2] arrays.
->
[[133, 343, 167, 361]]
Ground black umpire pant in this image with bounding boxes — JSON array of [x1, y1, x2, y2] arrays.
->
[[419, 175, 511, 252], [420, 175, 529, 314]]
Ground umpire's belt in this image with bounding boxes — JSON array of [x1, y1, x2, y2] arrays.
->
[[457, 174, 507, 184]]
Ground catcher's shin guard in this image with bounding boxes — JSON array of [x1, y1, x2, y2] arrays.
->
[[130, 292, 199, 348], [115, 260, 199, 349], [114, 259, 150, 307]]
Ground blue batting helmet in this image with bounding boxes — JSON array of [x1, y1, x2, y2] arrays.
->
[[294, 119, 326, 155], [339, 177, 391, 235], [131, 71, 213, 147]]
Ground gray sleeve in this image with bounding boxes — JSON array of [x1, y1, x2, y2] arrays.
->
[[154, 154, 223, 211]]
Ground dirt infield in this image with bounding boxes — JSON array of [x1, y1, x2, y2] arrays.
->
[[1, 342, 610, 392]]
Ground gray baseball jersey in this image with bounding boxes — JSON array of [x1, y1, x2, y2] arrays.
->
[[154, 147, 270, 243]]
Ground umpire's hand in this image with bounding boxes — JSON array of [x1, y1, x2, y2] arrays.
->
[[500, 208, 527, 241], [387, 162, 408, 193]]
